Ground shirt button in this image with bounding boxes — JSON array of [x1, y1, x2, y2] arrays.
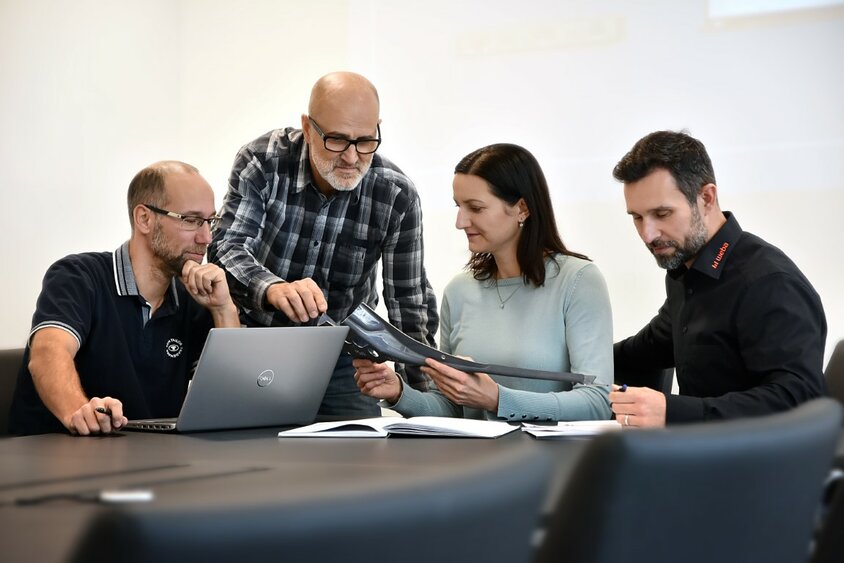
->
[[533, 416, 539, 420], [312, 241, 319, 247], [509, 413, 515, 418], [682, 326, 688, 334]]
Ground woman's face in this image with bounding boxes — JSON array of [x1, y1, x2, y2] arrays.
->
[[453, 173, 523, 258]]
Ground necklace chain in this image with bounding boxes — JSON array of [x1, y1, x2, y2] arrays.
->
[[495, 279, 521, 309]]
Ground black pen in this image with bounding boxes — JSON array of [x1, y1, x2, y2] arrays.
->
[[95, 406, 113, 417]]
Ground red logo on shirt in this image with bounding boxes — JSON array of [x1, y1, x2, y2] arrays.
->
[[711, 242, 729, 270]]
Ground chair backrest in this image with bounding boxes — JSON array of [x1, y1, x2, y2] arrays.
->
[[536, 398, 843, 563], [810, 473, 844, 563], [615, 364, 675, 394], [655, 367, 674, 394], [824, 339, 844, 407], [70, 443, 553, 563], [0, 348, 25, 437]]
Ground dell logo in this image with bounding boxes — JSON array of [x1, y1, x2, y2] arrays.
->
[[257, 370, 275, 387]]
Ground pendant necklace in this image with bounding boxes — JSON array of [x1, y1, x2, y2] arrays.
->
[[495, 279, 521, 309]]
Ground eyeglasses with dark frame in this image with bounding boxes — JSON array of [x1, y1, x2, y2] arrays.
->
[[307, 116, 381, 154], [144, 204, 221, 231]]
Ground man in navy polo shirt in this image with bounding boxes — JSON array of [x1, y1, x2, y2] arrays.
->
[[608, 131, 827, 427], [10, 161, 240, 435]]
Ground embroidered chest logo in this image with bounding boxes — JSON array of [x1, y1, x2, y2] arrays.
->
[[165, 338, 184, 358], [711, 242, 729, 270]]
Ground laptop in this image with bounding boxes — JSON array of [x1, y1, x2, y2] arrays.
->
[[124, 325, 349, 432]]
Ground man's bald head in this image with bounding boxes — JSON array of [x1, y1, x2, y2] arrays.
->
[[308, 72, 380, 118]]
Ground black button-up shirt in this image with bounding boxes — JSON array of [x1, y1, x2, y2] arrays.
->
[[615, 212, 827, 422]]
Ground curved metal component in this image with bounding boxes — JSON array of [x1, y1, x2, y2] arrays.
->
[[332, 303, 595, 385]]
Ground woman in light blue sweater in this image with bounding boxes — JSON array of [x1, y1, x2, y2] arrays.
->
[[354, 143, 613, 422]]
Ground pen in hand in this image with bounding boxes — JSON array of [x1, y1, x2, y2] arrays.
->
[[618, 384, 627, 392], [94, 405, 125, 431]]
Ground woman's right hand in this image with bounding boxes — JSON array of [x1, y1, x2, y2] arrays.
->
[[353, 359, 402, 404]]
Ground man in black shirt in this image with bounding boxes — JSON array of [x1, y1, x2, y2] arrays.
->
[[609, 131, 827, 427]]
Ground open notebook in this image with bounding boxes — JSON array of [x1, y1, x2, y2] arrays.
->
[[278, 416, 519, 439]]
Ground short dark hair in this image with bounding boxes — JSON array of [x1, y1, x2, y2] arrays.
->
[[127, 161, 198, 227], [612, 130, 716, 205], [454, 143, 589, 287]]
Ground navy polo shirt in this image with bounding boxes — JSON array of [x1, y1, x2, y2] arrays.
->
[[10, 242, 213, 435], [615, 212, 827, 422]]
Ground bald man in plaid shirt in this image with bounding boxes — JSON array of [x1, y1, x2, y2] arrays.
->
[[209, 72, 438, 416]]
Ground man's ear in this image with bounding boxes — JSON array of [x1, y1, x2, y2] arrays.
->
[[300, 114, 311, 142], [133, 204, 154, 235], [699, 183, 718, 212]]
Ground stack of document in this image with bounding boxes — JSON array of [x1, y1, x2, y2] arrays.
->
[[278, 416, 519, 439], [521, 420, 621, 439]]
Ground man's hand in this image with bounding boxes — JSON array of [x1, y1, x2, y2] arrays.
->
[[609, 385, 667, 428], [353, 359, 402, 403], [421, 358, 500, 413], [66, 397, 128, 436], [181, 261, 239, 327], [181, 261, 232, 310], [29, 328, 130, 436], [266, 279, 327, 323]]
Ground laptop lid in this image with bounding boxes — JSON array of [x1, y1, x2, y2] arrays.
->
[[126, 326, 348, 432]]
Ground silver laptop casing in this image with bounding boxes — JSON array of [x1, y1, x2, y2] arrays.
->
[[126, 326, 348, 432]]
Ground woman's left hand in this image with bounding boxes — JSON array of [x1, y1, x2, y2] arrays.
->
[[421, 357, 499, 412]]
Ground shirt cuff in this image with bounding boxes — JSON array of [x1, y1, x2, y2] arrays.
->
[[378, 376, 405, 409], [250, 274, 286, 311], [665, 394, 705, 423], [386, 380, 432, 416]]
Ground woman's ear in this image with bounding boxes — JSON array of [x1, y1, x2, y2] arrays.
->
[[517, 198, 530, 221]]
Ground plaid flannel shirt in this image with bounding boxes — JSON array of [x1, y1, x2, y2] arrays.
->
[[209, 127, 438, 390]]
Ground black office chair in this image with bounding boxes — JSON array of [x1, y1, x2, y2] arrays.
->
[[615, 363, 675, 394], [70, 444, 553, 563], [810, 340, 844, 563], [655, 367, 674, 394], [0, 348, 25, 437], [810, 470, 844, 563], [535, 398, 842, 563], [824, 339, 844, 408]]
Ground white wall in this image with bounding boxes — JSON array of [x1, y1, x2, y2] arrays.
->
[[2, 0, 842, 365]]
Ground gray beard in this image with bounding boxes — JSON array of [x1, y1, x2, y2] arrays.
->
[[323, 165, 367, 192], [649, 209, 708, 270], [312, 152, 371, 192]]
